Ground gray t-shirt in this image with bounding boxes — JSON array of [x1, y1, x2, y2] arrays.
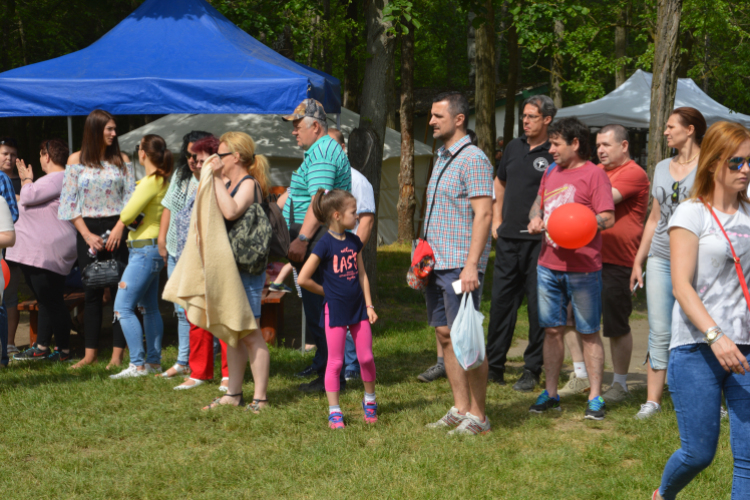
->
[[668, 200, 750, 349], [649, 158, 697, 259]]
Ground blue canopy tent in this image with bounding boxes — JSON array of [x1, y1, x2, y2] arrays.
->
[[0, 0, 340, 124]]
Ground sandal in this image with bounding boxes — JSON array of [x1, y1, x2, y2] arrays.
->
[[245, 398, 268, 414], [174, 378, 205, 390], [202, 392, 244, 410], [159, 363, 190, 378]]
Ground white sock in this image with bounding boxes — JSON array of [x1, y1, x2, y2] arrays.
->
[[573, 362, 588, 379], [364, 392, 376, 404], [329, 405, 341, 414], [612, 373, 628, 389], [646, 401, 661, 408]]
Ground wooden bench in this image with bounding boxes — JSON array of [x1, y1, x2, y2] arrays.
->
[[18, 291, 86, 346]]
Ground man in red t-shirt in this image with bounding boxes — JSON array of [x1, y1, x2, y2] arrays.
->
[[527, 117, 615, 420]]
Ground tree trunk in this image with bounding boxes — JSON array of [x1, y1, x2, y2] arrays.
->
[[551, 20, 564, 108], [503, 20, 519, 144], [342, 0, 359, 111], [647, 0, 683, 181], [322, 0, 332, 74], [385, 54, 397, 130], [614, 5, 628, 87], [496, 2, 509, 85], [397, 20, 415, 242], [349, 0, 396, 298], [475, 0, 496, 161], [467, 12, 477, 88]]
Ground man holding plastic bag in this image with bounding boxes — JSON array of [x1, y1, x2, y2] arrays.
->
[[421, 92, 493, 436]]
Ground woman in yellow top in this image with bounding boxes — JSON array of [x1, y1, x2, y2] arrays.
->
[[109, 135, 173, 379]]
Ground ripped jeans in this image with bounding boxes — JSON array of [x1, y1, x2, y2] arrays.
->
[[114, 244, 165, 367]]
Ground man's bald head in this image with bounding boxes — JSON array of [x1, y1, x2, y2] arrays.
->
[[328, 128, 346, 151]]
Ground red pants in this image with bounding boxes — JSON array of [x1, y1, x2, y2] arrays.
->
[[189, 323, 228, 380]]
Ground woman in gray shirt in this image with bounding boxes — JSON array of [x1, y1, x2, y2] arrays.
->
[[629, 107, 706, 420]]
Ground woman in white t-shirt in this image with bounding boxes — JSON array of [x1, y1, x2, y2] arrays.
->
[[0, 196, 16, 367], [654, 122, 750, 500]]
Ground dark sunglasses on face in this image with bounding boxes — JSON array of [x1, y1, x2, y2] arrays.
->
[[727, 156, 750, 170], [671, 181, 680, 205], [217, 152, 233, 159], [188, 153, 198, 162]]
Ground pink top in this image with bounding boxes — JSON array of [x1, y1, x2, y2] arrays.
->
[[537, 161, 614, 273], [6, 171, 77, 276]]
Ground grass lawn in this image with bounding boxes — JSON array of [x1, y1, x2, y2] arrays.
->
[[0, 244, 734, 499]]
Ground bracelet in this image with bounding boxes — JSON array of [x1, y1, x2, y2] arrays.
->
[[708, 331, 725, 346], [366, 305, 375, 310]]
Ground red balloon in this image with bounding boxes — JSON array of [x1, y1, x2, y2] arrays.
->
[[1, 259, 8, 289], [546, 203, 598, 249]]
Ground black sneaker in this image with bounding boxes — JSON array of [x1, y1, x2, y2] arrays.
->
[[417, 363, 446, 383], [529, 390, 561, 413], [487, 371, 506, 386], [295, 365, 316, 378], [513, 369, 539, 392], [584, 396, 606, 421], [13, 344, 50, 361], [47, 349, 72, 362], [344, 370, 360, 381]]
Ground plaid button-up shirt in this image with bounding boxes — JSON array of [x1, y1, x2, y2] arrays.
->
[[423, 134, 493, 272]]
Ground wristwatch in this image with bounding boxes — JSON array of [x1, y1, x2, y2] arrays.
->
[[298, 233, 309, 243], [704, 326, 724, 345]]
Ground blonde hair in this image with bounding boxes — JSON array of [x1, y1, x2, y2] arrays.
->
[[689, 121, 750, 206], [220, 131, 270, 197]]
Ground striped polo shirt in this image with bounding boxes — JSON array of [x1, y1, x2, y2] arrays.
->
[[282, 135, 352, 226]]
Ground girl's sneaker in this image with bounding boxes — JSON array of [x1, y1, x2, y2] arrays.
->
[[362, 400, 378, 423], [328, 411, 345, 430], [14, 344, 49, 361], [269, 282, 294, 293], [47, 349, 72, 362]]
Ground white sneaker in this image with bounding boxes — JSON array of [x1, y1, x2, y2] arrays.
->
[[447, 412, 491, 436], [426, 407, 469, 429], [144, 364, 162, 375], [558, 373, 591, 396], [109, 363, 149, 379], [634, 401, 662, 420]]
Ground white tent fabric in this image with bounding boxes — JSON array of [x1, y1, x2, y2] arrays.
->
[[556, 69, 750, 128], [119, 108, 435, 245]]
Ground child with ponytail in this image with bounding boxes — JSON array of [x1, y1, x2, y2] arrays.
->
[[297, 188, 378, 429]]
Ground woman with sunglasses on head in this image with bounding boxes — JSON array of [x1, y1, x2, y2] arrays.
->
[[156, 130, 212, 379], [652, 122, 750, 500], [629, 107, 706, 420], [58, 109, 135, 369]]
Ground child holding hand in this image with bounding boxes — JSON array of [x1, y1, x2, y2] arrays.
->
[[297, 188, 378, 430]]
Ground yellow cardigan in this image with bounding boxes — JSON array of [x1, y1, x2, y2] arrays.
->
[[162, 159, 258, 346], [120, 174, 167, 240]]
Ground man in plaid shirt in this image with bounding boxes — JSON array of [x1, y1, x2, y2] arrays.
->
[[422, 92, 494, 436]]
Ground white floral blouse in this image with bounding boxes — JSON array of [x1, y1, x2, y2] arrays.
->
[[58, 161, 136, 220]]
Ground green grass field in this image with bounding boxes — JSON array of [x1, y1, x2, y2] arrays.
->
[[0, 244, 734, 499]]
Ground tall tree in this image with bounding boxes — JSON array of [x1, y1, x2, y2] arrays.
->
[[550, 19, 564, 108], [397, 19, 415, 242], [614, 3, 628, 87], [342, 0, 360, 111], [474, 0, 496, 161], [350, 0, 397, 297], [503, 19, 520, 144], [647, 0, 683, 180]]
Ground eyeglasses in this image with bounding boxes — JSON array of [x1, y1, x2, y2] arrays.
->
[[522, 114, 542, 121], [671, 181, 680, 205], [727, 156, 750, 170], [217, 152, 233, 159]]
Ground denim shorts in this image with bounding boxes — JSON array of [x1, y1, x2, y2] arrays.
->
[[240, 270, 265, 320], [424, 268, 483, 329], [537, 265, 602, 334]]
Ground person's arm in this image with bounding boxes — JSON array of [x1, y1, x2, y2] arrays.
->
[[0, 230, 14, 248], [297, 254, 324, 295], [356, 213, 375, 246], [289, 160, 338, 262], [670, 226, 750, 374], [596, 211, 615, 230], [612, 188, 623, 204], [460, 196, 492, 293], [527, 194, 544, 233], [208, 156, 255, 220], [629, 197, 661, 291], [492, 177, 506, 239], [106, 176, 162, 252], [158, 208, 170, 264], [357, 252, 377, 324], [0, 174, 18, 223]]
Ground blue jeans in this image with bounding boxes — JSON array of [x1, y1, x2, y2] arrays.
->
[[345, 330, 359, 373], [114, 244, 165, 367], [659, 343, 750, 499], [0, 300, 7, 366], [239, 270, 265, 319], [537, 265, 602, 334], [645, 256, 674, 370], [167, 254, 190, 366]]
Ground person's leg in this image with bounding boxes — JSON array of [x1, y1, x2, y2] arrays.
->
[[601, 264, 634, 395], [644, 257, 674, 407], [72, 225, 102, 368], [139, 247, 164, 368], [109, 228, 130, 368], [543, 327, 566, 397], [20, 265, 51, 350], [24, 266, 70, 352], [324, 307, 348, 398], [724, 345, 750, 496], [579, 333, 605, 399], [220, 340, 229, 379], [187, 324, 214, 381], [344, 330, 360, 375], [5, 263, 21, 350], [113, 249, 151, 369], [351, 319, 375, 384], [167, 254, 190, 371], [608, 334, 633, 383], [536, 265, 568, 398], [568, 270, 605, 399], [241, 326, 270, 405], [301, 287, 328, 378], [486, 237, 524, 380], [521, 239, 545, 376], [659, 344, 723, 499], [0, 300, 7, 367], [220, 342, 248, 406]]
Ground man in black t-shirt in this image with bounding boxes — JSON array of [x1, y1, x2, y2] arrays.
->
[[487, 95, 556, 391]]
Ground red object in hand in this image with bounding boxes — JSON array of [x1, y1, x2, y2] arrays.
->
[[546, 203, 598, 249], [1, 259, 9, 289]]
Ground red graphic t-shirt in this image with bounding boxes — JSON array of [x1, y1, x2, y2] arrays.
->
[[537, 161, 615, 272]]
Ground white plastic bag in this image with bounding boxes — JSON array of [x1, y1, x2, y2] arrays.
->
[[451, 292, 486, 371]]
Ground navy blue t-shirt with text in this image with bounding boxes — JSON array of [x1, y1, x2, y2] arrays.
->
[[311, 231, 368, 328]]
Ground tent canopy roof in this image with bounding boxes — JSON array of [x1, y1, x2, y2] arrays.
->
[[118, 108, 434, 162], [0, 0, 340, 117], [556, 70, 750, 129]]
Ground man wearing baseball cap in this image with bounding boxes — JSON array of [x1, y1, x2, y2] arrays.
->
[[281, 98, 352, 393]]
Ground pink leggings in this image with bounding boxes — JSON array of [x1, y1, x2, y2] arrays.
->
[[325, 305, 376, 392]]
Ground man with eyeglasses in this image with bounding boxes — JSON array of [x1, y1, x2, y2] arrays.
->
[[485, 95, 555, 392], [281, 99, 352, 393]]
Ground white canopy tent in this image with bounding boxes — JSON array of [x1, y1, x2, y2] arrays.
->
[[119, 108, 435, 245], [556, 69, 750, 128]]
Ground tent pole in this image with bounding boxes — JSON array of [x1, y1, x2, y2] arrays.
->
[[67, 116, 73, 152], [336, 113, 341, 129]]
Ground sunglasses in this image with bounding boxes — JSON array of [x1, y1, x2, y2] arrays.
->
[[671, 181, 680, 205], [727, 156, 750, 170], [187, 153, 198, 162], [217, 152, 233, 159]]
